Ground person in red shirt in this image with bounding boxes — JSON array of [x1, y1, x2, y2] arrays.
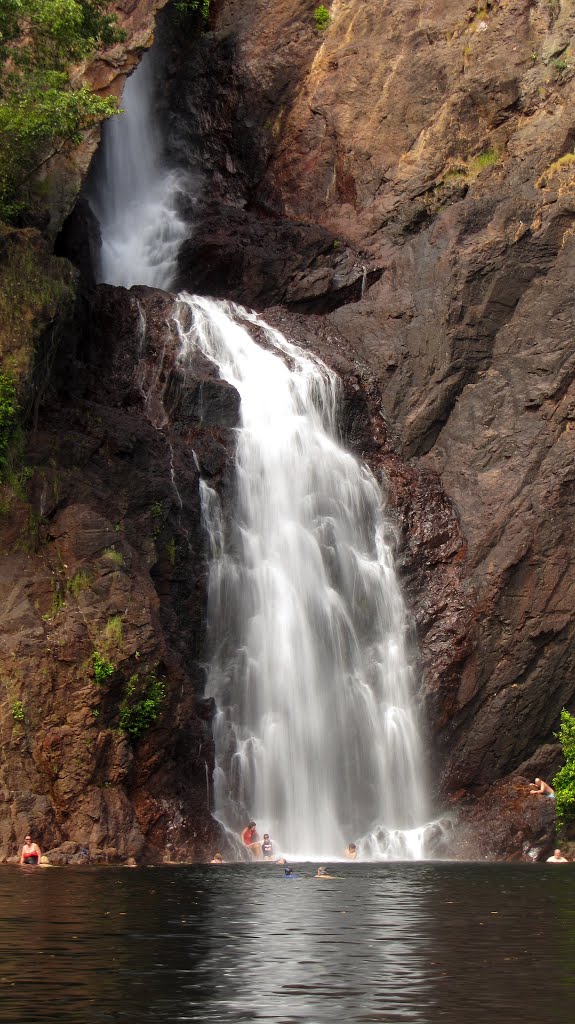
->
[[241, 821, 262, 859], [20, 835, 41, 865]]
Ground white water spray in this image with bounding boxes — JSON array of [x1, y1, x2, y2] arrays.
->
[[176, 294, 430, 859], [88, 49, 189, 289]]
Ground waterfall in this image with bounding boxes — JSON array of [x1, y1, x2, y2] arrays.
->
[[87, 48, 188, 289], [88, 40, 435, 861], [176, 295, 430, 859]]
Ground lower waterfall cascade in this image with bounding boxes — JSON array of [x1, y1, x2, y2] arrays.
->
[[86, 44, 444, 861], [176, 295, 433, 860]]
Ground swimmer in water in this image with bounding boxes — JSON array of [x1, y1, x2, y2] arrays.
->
[[345, 843, 357, 860], [316, 866, 336, 879], [210, 853, 224, 864], [20, 835, 41, 866], [284, 865, 301, 879]]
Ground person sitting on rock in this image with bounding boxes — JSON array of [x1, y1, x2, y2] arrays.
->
[[20, 835, 41, 866], [241, 821, 262, 858], [530, 778, 555, 798], [547, 849, 568, 862], [210, 852, 224, 864]]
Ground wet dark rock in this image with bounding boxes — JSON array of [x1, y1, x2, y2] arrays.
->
[[452, 776, 557, 862]]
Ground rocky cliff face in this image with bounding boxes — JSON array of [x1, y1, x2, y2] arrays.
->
[[158, 0, 575, 854], [2, 0, 574, 861], [0, 285, 238, 862]]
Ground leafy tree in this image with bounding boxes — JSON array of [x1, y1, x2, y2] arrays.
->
[[553, 709, 575, 830], [0, 1, 124, 221]]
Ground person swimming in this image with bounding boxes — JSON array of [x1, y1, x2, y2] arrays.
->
[[345, 843, 357, 860], [210, 853, 224, 864], [283, 865, 301, 879], [316, 866, 336, 879]]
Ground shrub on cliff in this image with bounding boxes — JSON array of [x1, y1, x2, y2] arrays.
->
[[119, 672, 166, 741], [0, 1, 123, 222], [313, 6, 331, 31], [553, 709, 575, 830]]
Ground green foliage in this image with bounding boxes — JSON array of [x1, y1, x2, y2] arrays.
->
[[102, 547, 123, 566], [0, 1, 123, 220], [173, 0, 211, 21], [313, 5, 331, 30], [92, 650, 114, 684], [104, 614, 123, 644], [0, 374, 17, 479], [553, 709, 575, 830], [150, 500, 167, 537], [11, 699, 25, 722], [553, 58, 568, 73], [67, 569, 91, 596], [466, 148, 499, 176], [119, 672, 166, 740]]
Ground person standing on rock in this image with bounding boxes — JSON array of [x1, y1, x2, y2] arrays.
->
[[547, 849, 568, 862], [20, 835, 41, 865]]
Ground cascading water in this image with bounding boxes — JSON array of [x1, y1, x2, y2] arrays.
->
[[176, 295, 430, 860], [87, 48, 189, 289], [88, 38, 437, 861]]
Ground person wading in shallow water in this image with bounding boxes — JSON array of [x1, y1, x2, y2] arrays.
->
[[547, 849, 569, 863], [20, 835, 41, 865], [345, 843, 358, 860], [241, 822, 262, 859]]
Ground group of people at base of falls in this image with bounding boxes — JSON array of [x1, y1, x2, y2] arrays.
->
[[16, 775, 570, 868], [210, 821, 359, 866]]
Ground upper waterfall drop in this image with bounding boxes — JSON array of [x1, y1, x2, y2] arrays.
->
[[175, 294, 430, 860], [87, 48, 188, 290]]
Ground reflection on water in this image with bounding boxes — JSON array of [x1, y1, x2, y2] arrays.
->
[[0, 863, 574, 1023]]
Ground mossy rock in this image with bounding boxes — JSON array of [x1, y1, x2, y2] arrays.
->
[[0, 226, 76, 388]]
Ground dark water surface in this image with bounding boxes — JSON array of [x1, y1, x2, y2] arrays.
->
[[1, 861, 574, 1023]]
